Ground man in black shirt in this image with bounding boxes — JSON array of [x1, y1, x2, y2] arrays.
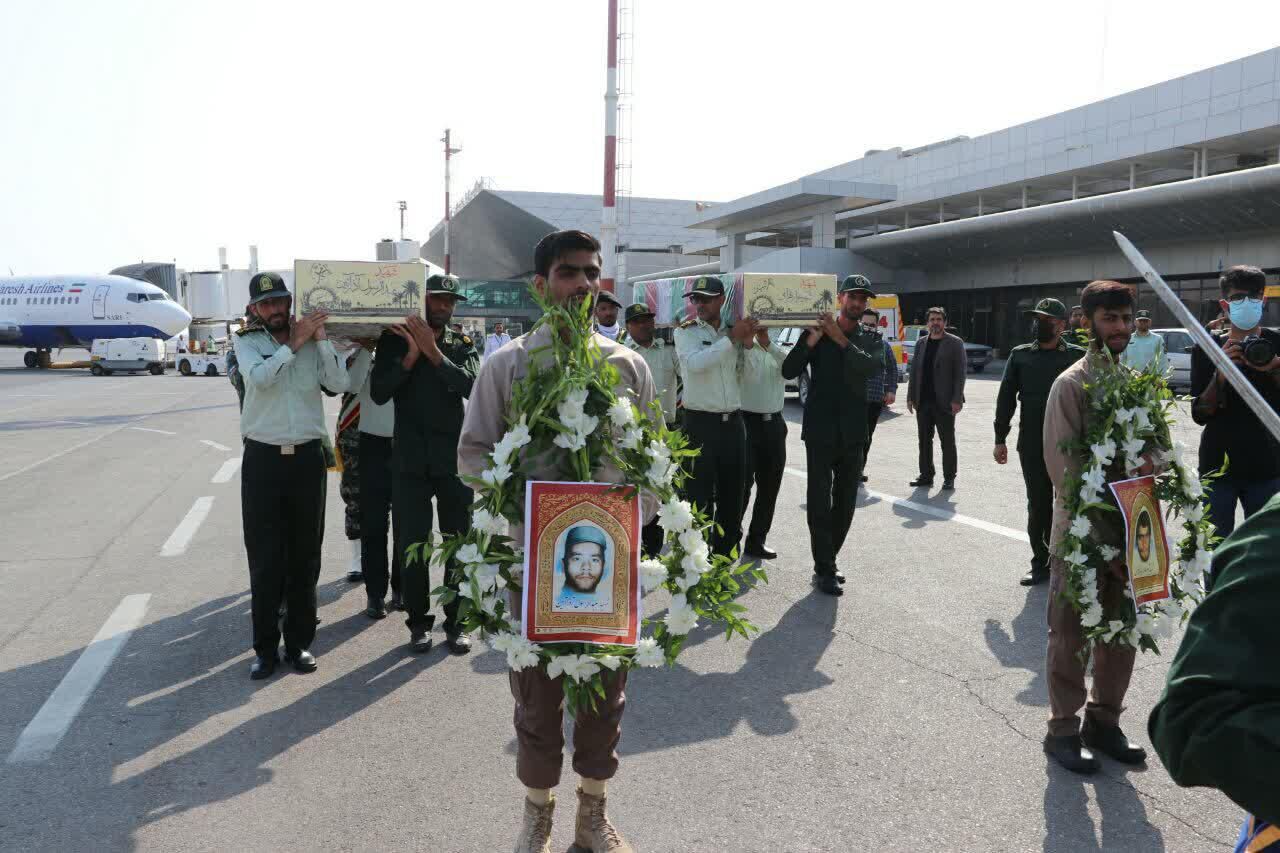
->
[[1190, 265, 1280, 539], [781, 275, 880, 596], [371, 274, 480, 654], [906, 307, 967, 490]]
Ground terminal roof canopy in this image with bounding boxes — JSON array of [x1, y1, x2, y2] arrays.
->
[[688, 177, 897, 233]]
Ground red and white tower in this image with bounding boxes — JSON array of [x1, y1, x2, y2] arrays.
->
[[601, 0, 619, 295]]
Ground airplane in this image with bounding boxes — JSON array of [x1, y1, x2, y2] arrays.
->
[[0, 274, 192, 368]]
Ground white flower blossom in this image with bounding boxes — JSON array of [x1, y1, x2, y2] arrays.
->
[[1098, 544, 1120, 562], [1125, 629, 1142, 648], [596, 654, 623, 671], [1082, 465, 1107, 493], [639, 558, 667, 593], [482, 463, 513, 486], [1181, 466, 1204, 499], [1183, 502, 1204, 524], [1081, 602, 1105, 628], [1101, 620, 1126, 642], [658, 498, 695, 534], [677, 527, 705, 553], [553, 430, 590, 452], [471, 508, 508, 537], [646, 456, 678, 488], [634, 637, 665, 667], [456, 543, 485, 566], [472, 562, 506, 593], [680, 548, 712, 577], [608, 399, 636, 428], [489, 632, 516, 654], [674, 572, 699, 592], [1064, 547, 1088, 566], [619, 426, 644, 450], [1133, 407, 1153, 432], [1134, 612, 1156, 636], [547, 653, 601, 683], [1069, 516, 1092, 539], [664, 594, 699, 635], [1114, 407, 1136, 425], [508, 643, 540, 671], [1090, 439, 1117, 464]]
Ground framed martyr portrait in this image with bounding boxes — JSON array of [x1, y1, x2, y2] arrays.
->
[[1107, 475, 1172, 605], [521, 481, 641, 647]]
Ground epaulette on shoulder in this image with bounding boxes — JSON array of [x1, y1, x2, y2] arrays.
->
[[461, 334, 472, 345], [234, 324, 261, 337], [678, 318, 697, 329]]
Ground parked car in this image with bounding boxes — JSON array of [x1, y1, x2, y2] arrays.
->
[[1151, 327, 1193, 391], [775, 327, 808, 404]]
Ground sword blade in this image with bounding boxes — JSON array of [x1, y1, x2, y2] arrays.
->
[[1113, 231, 1280, 445]]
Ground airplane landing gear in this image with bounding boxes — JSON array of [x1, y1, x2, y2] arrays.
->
[[23, 351, 37, 368]]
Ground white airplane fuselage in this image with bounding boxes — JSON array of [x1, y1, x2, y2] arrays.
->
[[0, 274, 192, 350]]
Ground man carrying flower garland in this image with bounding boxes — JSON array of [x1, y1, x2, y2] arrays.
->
[[459, 229, 656, 853], [1041, 280, 1150, 773]]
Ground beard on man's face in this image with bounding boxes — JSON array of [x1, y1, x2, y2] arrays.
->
[[1035, 320, 1057, 343], [565, 567, 603, 593]]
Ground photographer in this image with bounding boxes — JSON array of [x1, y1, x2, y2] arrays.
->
[[1191, 265, 1280, 539]]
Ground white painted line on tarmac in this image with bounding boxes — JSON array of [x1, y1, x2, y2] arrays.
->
[[48, 420, 91, 426], [200, 439, 231, 452], [0, 422, 135, 484], [6, 594, 151, 764], [160, 497, 215, 557], [211, 456, 242, 484], [130, 427, 176, 435], [783, 467, 1029, 543]]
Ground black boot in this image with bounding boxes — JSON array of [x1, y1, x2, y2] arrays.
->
[[1081, 717, 1147, 765], [1043, 734, 1100, 774], [365, 594, 387, 620], [1020, 567, 1049, 586]]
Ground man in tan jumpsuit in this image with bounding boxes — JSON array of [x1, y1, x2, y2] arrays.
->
[[459, 230, 655, 853], [1042, 280, 1151, 774]]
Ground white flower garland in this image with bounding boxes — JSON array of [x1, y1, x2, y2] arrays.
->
[[411, 293, 763, 711], [1056, 351, 1215, 652]]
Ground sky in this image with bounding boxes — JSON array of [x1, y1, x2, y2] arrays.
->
[[1, 0, 1279, 275]]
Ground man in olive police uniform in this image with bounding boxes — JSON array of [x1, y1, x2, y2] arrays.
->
[[371, 274, 479, 654], [993, 298, 1085, 587], [673, 275, 758, 559], [623, 301, 681, 556], [781, 275, 880, 595], [234, 272, 348, 679]]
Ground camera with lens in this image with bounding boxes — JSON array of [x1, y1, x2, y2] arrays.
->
[[861, 325, 883, 341], [1240, 334, 1276, 368]]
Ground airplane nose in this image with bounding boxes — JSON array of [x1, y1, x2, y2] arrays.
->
[[160, 301, 192, 336]]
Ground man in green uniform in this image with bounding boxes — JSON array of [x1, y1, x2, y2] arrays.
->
[[371, 274, 479, 654], [993, 298, 1085, 587], [233, 272, 347, 679], [780, 275, 881, 596], [1149, 493, 1280, 847]]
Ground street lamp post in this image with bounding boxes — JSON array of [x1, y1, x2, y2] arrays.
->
[[442, 129, 461, 275]]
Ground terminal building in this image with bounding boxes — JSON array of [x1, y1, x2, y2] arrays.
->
[[427, 48, 1280, 354]]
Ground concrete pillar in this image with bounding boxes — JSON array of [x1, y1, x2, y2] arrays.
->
[[1021, 186, 1029, 208], [1129, 163, 1137, 190], [1201, 146, 1210, 178], [874, 217, 881, 235], [811, 212, 837, 249], [977, 194, 984, 216], [904, 210, 910, 229], [938, 202, 945, 223], [1192, 151, 1199, 178], [1071, 176, 1079, 200], [721, 233, 744, 273]]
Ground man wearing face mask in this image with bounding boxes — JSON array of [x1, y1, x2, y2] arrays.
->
[[233, 273, 346, 679], [1190, 265, 1280, 540], [993, 298, 1085, 586]]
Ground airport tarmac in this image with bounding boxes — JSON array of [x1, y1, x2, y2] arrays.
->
[[0, 348, 1244, 852]]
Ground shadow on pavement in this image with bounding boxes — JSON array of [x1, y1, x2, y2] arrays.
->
[[983, 583, 1051, 707], [1042, 765, 1165, 852], [1, 578, 433, 851]]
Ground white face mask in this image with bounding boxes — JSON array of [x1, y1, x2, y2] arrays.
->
[[596, 322, 620, 340]]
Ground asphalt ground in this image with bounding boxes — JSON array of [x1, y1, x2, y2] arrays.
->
[[0, 349, 1243, 852]]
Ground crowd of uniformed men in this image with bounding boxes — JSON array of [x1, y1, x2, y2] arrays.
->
[[230, 231, 1280, 851]]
